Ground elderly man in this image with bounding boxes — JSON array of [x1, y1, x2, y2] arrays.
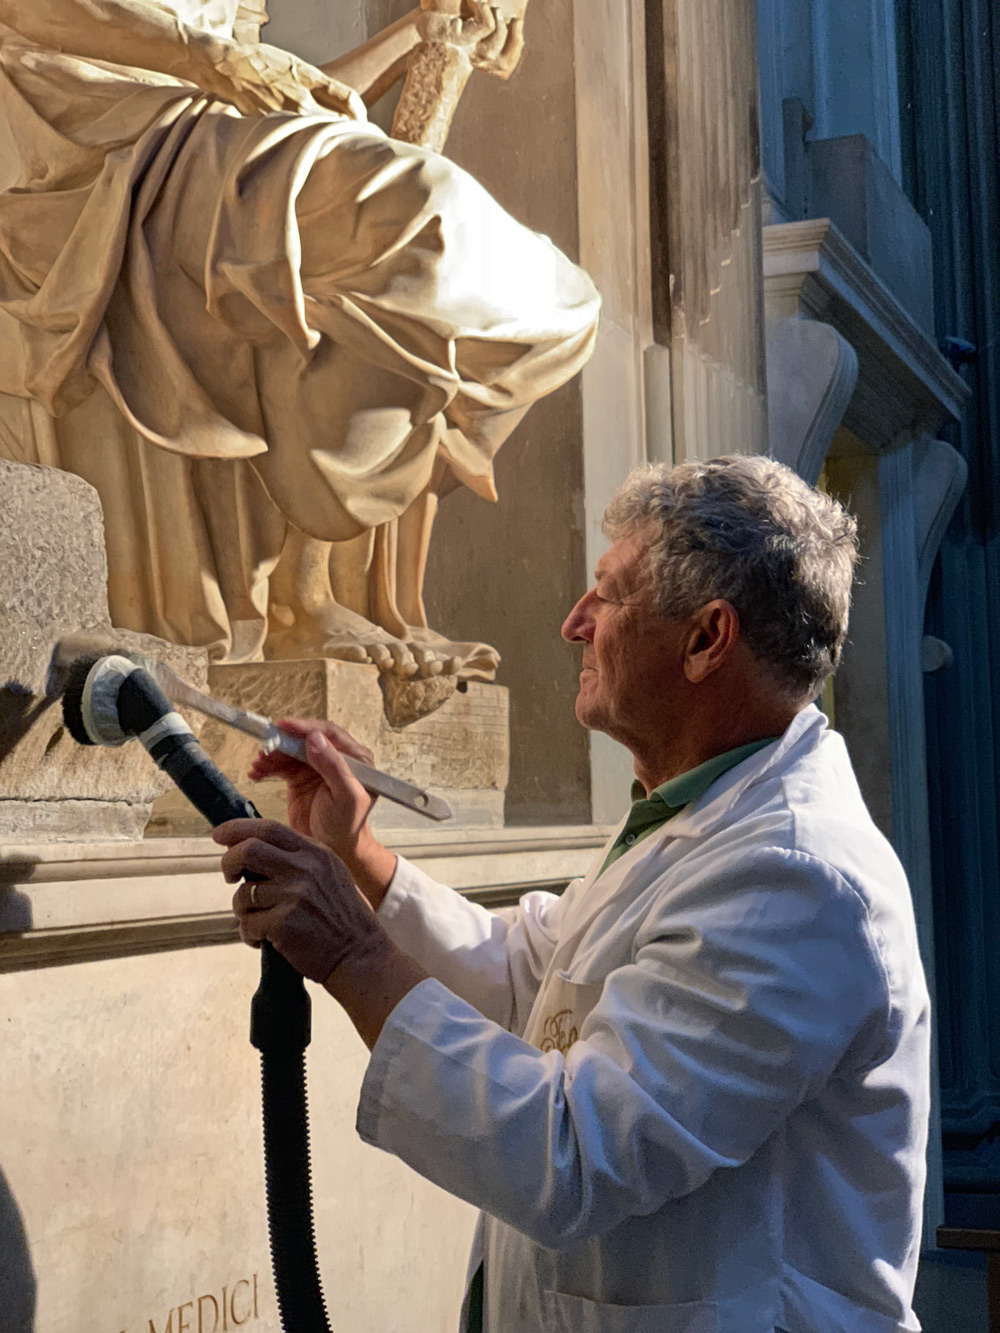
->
[[217, 455, 930, 1333]]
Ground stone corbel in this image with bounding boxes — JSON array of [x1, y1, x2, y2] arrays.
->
[[766, 317, 859, 484], [911, 435, 968, 673]]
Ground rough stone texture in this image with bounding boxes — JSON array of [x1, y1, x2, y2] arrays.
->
[[0, 799, 149, 842], [380, 673, 458, 728], [147, 659, 509, 836], [0, 459, 209, 831], [0, 458, 108, 694]]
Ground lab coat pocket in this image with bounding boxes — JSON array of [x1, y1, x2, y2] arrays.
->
[[542, 1290, 718, 1332], [524, 973, 605, 1053]]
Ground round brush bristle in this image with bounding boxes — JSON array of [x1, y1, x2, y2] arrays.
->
[[61, 654, 104, 746]]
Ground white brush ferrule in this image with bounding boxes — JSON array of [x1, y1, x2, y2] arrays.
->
[[80, 655, 141, 748], [138, 712, 191, 751]]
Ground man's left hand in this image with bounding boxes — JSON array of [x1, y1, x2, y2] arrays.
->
[[216, 819, 384, 984]]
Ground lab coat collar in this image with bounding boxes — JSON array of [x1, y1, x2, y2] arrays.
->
[[562, 706, 829, 945], [662, 704, 828, 840], [543, 709, 828, 981]]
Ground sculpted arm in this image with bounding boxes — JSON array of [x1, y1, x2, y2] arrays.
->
[[0, 0, 220, 80], [319, 9, 423, 108], [0, 0, 365, 117]]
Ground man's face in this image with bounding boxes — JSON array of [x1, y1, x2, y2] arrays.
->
[[561, 529, 683, 743]]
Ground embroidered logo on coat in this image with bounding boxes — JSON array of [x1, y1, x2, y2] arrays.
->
[[538, 1009, 579, 1054]]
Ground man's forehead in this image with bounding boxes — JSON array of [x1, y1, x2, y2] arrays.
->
[[595, 532, 650, 583]]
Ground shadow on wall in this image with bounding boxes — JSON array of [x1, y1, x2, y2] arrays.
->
[[0, 681, 55, 765], [0, 1166, 37, 1331]]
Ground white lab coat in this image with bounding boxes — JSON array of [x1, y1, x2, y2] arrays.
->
[[356, 707, 931, 1333]]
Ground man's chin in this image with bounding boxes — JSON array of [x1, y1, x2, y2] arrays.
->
[[574, 693, 608, 734]]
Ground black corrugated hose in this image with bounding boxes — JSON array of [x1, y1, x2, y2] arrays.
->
[[251, 942, 333, 1333], [63, 661, 334, 1331], [145, 758, 334, 1330]]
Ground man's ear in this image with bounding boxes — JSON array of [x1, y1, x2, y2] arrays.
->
[[683, 600, 740, 683]]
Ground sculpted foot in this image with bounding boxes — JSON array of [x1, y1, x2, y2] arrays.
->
[[264, 601, 500, 682]]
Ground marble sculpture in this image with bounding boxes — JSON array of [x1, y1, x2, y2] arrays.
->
[[0, 0, 600, 681]]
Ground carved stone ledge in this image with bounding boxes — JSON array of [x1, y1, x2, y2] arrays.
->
[[764, 218, 969, 449], [0, 826, 615, 971]]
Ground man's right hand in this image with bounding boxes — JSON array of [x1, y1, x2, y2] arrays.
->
[[248, 719, 398, 909]]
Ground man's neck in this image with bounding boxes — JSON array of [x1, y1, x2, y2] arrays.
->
[[631, 704, 804, 794]]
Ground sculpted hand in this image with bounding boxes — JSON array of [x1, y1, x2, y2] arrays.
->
[[218, 819, 385, 983], [199, 39, 366, 119], [417, 2, 525, 78], [248, 720, 397, 908]]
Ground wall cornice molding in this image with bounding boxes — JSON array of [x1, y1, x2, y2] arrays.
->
[[0, 828, 614, 971], [764, 218, 969, 449]]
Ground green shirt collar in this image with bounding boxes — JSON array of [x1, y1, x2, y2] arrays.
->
[[601, 736, 779, 878], [637, 737, 780, 810]]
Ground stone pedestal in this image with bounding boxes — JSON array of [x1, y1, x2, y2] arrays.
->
[[147, 659, 510, 837], [0, 827, 611, 1333], [0, 459, 208, 842]]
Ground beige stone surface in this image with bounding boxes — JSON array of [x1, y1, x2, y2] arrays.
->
[[0, 832, 609, 1330], [0, 800, 150, 843], [0, 458, 108, 694], [148, 659, 510, 836], [647, 0, 767, 462], [0, 459, 209, 827], [0, 941, 477, 1333]]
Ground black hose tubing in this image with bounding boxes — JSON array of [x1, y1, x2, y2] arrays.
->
[[260, 1048, 333, 1332], [251, 943, 332, 1332]]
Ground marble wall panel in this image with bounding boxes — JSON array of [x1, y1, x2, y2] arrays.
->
[[0, 941, 476, 1332]]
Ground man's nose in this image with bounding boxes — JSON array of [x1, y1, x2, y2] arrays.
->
[[561, 590, 595, 643]]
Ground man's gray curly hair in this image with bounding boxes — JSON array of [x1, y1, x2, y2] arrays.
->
[[603, 455, 859, 699]]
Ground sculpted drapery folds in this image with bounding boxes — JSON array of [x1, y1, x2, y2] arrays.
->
[[0, 0, 599, 679]]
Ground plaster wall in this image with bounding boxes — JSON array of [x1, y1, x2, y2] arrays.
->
[[424, 0, 592, 826], [0, 941, 477, 1333]]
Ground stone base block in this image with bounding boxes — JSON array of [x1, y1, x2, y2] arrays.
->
[[147, 659, 510, 837], [0, 799, 150, 844], [0, 459, 210, 839]]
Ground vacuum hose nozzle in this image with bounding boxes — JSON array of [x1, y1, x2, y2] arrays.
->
[[61, 654, 257, 827]]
